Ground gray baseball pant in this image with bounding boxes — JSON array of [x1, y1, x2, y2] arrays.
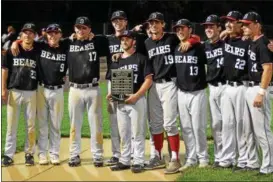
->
[[37, 85, 64, 159], [244, 86, 273, 174], [68, 86, 103, 159], [178, 89, 209, 165], [4, 89, 36, 158], [117, 96, 147, 166], [220, 84, 248, 168]]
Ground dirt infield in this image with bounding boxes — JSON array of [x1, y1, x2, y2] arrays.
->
[[2, 138, 185, 181]]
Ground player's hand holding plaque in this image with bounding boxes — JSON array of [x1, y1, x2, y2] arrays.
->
[[111, 69, 134, 102]]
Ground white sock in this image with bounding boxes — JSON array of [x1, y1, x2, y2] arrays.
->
[[171, 151, 177, 161]]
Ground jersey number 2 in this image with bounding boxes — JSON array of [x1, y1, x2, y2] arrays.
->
[[235, 59, 246, 70]]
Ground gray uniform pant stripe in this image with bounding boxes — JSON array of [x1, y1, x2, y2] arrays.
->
[[37, 86, 63, 158], [208, 84, 226, 163], [68, 87, 103, 159], [244, 86, 273, 173], [117, 97, 147, 166], [220, 85, 248, 167], [4, 89, 36, 158], [107, 81, 120, 158], [178, 89, 209, 164]]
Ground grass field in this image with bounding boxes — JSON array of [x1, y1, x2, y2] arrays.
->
[[1, 81, 273, 181]]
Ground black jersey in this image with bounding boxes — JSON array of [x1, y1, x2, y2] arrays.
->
[[37, 40, 69, 86], [175, 43, 207, 91], [248, 35, 272, 82], [204, 40, 225, 83], [2, 45, 39, 90], [105, 33, 148, 80], [223, 37, 250, 81], [67, 35, 110, 84], [116, 52, 153, 93], [145, 32, 179, 81]]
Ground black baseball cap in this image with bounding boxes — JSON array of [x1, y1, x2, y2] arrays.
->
[[240, 12, 262, 24], [46, 24, 62, 33], [172, 19, 192, 30], [221, 11, 242, 21], [201, 15, 220, 25], [75, 16, 91, 28], [111, 10, 127, 21], [147, 12, 164, 22], [118, 30, 136, 40], [21, 23, 36, 33]]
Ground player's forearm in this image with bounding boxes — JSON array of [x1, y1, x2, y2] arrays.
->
[[188, 34, 201, 45], [135, 75, 153, 98], [260, 64, 272, 89], [2, 68, 8, 90]]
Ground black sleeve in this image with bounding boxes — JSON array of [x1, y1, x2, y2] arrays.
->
[[259, 41, 272, 64], [2, 50, 11, 69], [140, 55, 153, 78], [136, 33, 148, 56], [95, 35, 110, 58], [197, 44, 207, 64], [60, 38, 71, 51]]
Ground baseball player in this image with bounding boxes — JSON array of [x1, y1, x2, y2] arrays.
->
[[36, 24, 68, 165], [241, 12, 273, 175], [173, 19, 209, 173], [201, 15, 226, 168], [1, 23, 39, 166], [108, 30, 153, 173], [105, 10, 148, 165], [219, 11, 249, 169], [144, 12, 200, 173], [67, 16, 110, 167]]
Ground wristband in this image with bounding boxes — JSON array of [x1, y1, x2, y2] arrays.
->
[[258, 88, 266, 96]]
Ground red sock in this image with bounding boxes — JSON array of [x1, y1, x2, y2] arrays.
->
[[153, 133, 164, 159], [168, 134, 180, 160]]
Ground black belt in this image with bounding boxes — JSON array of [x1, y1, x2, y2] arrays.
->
[[226, 81, 243, 87], [40, 83, 63, 90], [154, 78, 173, 83], [248, 81, 260, 87], [69, 82, 99, 89], [209, 81, 226, 87]]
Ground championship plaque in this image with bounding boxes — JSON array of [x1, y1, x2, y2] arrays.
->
[[111, 69, 134, 102]]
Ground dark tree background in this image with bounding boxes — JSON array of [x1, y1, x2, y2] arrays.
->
[[2, 0, 273, 38]]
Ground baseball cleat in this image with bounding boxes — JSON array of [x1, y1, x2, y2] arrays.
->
[[144, 155, 166, 170], [39, 154, 49, 165], [245, 167, 260, 171], [164, 159, 181, 174], [50, 156, 60, 165], [25, 153, 35, 166], [93, 158, 104, 167], [68, 155, 81, 167], [232, 166, 247, 173], [179, 163, 196, 172], [131, 164, 145, 173], [110, 162, 130, 171], [199, 162, 209, 168], [2, 155, 14, 167], [105, 156, 119, 166], [212, 162, 220, 168]]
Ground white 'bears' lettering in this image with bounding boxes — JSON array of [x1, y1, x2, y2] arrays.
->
[[41, 50, 66, 61], [109, 45, 123, 53], [248, 49, 256, 61], [13, 58, 36, 68], [175, 55, 198, 64], [119, 64, 138, 71], [69, 43, 94, 52], [148, 45, 171, 59], [205, 48, 223, 59], [225, 43, 245, 57]]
